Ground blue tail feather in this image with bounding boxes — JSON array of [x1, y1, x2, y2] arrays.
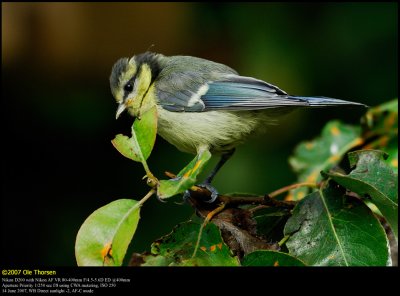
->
[[290, 96, 367, 107]]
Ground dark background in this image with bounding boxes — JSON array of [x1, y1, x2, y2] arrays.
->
[[2, 3, 397, 266]]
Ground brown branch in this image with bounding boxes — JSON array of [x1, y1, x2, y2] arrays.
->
[[163, 171, 306, 209], [161, 171, 316, 259]]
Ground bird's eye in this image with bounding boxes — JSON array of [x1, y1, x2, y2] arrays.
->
[[124, 83, 133, 92]]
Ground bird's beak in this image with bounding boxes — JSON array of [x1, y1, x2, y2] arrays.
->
[[116, 103, 126, 119]]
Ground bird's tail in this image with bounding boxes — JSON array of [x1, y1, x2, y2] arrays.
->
[[289, 96, 367, 108]]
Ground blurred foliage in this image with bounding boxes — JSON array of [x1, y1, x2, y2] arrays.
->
[[2, 3, 397, 265], [288, 99, 398, 200], [288, 120, 362, 200], [361, 99, 398, 172]]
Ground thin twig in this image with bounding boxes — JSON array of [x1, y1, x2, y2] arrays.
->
[[137, 189, 156, 207], [269, 182, 318, 198], [192, 203, 226, 258], [248, 182, 317, 213], [164, 171, 176, 179], [248, 197, 294, 213]]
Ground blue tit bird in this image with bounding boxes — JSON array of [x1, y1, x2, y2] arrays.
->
[[110, 52, 365, 202]]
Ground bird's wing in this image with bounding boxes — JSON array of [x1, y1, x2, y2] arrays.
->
[[201, 75, 310, 111], [202, 76, 365, 110], [156, 72, 310, 112]]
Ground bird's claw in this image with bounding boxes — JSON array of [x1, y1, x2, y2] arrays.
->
[[198, 183, 219, 203], [174, 190, 191, 205], [182, 183, 219, 203], [156, 194, 167, 203]]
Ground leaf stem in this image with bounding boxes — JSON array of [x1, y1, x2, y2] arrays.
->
[[142, 162, 153, 180], [278, 234, 290, 247], [192, 203, 226, 258], [269, 182, 318, 198], [137, 189, 156, 208]]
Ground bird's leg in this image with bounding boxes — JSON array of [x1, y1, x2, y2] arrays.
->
[[204, 148, 235, 185], [183, 149, 235, 203]]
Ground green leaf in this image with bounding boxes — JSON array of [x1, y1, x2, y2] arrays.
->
[[324, 150, 398, 239], [158, 149, 212, 199], [288, 120, 362, 201], [242, 250, 306, 266], [143, 220, 239, 266], [111, 105, 157, 162], [75, 199, 141, 266], [284, 182, 390, 266]]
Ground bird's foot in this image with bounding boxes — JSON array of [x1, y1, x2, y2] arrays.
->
[[182, 182, 219, 203], [198, 183, 219, 203]]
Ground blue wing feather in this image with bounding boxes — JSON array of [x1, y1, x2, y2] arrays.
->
[[201, 76, 309, 110]]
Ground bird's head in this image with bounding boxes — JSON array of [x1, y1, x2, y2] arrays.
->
[[110, 52, 161, 119]]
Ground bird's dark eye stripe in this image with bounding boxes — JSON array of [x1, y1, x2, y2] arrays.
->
[[124, 83, 133, 92]]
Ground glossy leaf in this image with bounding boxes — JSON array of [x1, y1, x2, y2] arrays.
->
[[158, 149, 212, 199], [111, 105, 157, 162], [141, 220, 239, 266], [284, 182, 390, 266], [242, 250, 306, 266], [288, 120, 362, 201], [324, 150, 398, 239], [75, 199, 140, 266]]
